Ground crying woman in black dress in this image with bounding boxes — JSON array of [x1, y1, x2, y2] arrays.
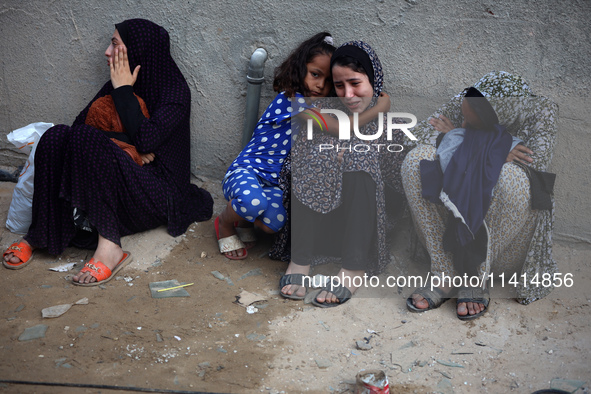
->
[[3, 19, 213, 285]]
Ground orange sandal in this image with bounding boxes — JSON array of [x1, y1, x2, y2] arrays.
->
[[72, 252, 132, 287], [3, 241, 34, 270]]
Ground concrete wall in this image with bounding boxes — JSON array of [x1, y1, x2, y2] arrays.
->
[[1, 0, 589, 242]]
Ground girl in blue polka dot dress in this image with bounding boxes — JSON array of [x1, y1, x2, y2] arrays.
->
[[215, 32, 336, 259]]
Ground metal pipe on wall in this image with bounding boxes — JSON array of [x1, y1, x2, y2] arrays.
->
[[242, 48, 268, 148]]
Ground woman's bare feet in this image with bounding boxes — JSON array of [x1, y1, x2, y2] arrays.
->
[[456, 288, 487, 317], [281, 261, 311, 298], [315, 268, 364, 305], [72, 235, 124, 284], [410, 286, 453, 310], [3, 238, 34, 265], [410, 285, 486, 317]]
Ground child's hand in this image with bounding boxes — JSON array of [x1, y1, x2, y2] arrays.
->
[[375, 92, 391, 113], [111, 46, 141, 89], [506, 144, 533, 165], [429, 114, 455, 133], [140, 152, 156, 164]]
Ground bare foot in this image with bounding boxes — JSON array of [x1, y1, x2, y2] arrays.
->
[[410, 292, 430, 310], [456, 284, 488, 317], [410, 286, 453, 310], [218, 200, 246, 259], [315, 268, 364, 306], [281, 262, 311, 298], [72, 235, 124, 284], [3, 238, 34, 265], [457, 299, 486, 316]]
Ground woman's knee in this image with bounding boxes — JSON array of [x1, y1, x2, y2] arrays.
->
[[401, 145, 436, 194], [402, 145, 436, 174], [493, 163, 531, 208], [37, 124, 72, 149], [68, 126, 99, 149]]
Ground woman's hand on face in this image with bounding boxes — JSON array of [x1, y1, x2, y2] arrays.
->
[[140, 152, 155, 164], [110, 46, 141, 89], [506, 144, 533, 165], [429, 114, 455, 133], [375, 92, 391, 113]]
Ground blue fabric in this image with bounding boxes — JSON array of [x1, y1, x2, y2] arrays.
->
[[420, 124, 512, 246], [223, 92, 312, 232], [419, 159, 443, 204], [222, 168, 286, 232], [437, 128, 523, 173], [227, 92, 311, 185]]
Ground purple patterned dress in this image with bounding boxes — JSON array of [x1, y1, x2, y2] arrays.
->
[[25, 19, 213, 255]]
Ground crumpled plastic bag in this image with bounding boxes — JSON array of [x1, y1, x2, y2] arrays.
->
[[6, 122, 54, 234], [42, 298, 89, 318]]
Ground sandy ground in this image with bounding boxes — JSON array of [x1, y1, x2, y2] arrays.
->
[[0, 177, 590, 394]]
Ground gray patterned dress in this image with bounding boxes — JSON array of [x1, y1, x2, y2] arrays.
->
[[291, 41, 406, 275], [401, 71, 558, 304]]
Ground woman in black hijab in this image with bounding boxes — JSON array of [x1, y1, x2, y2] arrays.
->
[[3, 19, 213, 285]]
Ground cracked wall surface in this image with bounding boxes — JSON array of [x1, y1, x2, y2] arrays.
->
[[1, 0, 590, 242]]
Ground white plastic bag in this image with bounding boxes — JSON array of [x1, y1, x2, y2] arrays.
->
[[6, 122, 54, 234]]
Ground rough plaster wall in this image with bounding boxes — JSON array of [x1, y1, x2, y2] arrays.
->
[[0, 0, 589, 241]]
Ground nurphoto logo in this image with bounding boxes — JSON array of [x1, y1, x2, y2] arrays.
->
[[305, 108, 419, 153]]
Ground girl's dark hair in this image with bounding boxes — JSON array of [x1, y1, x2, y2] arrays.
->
[[273, 32, 335, 97]]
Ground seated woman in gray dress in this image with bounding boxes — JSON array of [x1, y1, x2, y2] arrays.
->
[[403, 72, 557, 319]]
